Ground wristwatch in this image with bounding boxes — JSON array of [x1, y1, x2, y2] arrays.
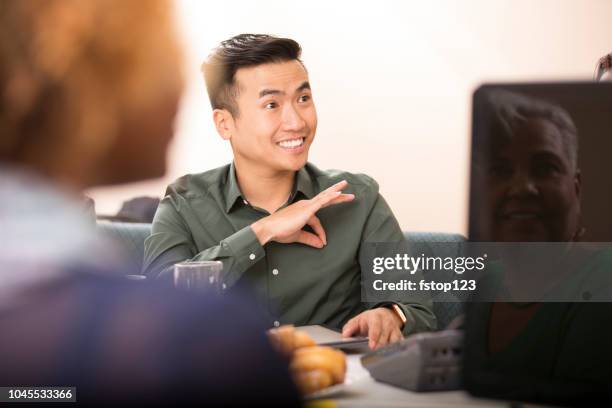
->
[[384, 303, 407, 329]]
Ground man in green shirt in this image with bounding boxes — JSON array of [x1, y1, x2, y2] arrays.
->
[[143, 34, 436, 348]]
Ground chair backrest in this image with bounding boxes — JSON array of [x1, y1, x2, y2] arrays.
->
[[96, 221, 466, 330], [96, 221, 152, 273], [403, 231, 466, 330]]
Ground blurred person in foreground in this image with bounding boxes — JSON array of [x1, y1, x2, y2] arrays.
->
[[0, 1, 300, 405], [143, 34, 436, 348]]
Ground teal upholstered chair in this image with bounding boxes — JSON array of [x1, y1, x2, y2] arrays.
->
[[401, 231, 466, 329], [96, 221, 152, 273], [96, 221, 466, 330]]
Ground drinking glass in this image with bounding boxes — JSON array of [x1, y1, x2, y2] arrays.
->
[[173, 261, 223, 294]]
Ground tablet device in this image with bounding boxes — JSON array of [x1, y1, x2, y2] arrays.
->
[[295, 325, 369, 349]]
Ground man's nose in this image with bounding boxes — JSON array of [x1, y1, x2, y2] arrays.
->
[[281, 103, 306, 132], [507, 170, 538, 197]]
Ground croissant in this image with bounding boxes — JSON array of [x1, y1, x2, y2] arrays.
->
[[290, 346, 346, 384], [268, 325, 347, 395], [294, 330, 316, 349], [292, 369, 333, 395], [267, 325, 296, 356]]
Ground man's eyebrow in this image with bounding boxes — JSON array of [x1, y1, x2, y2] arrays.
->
[[258, 89, 283, 98], [258, 82, 311, 98]]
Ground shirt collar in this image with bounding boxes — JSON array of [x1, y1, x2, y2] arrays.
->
[[224, 162, 315, 213], [293, 165, 315, 201], [224, 162, 244, 213]]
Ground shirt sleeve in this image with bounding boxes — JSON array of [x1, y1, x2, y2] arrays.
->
[[359, 189, 438, 335], [142, 194, 265, 288]]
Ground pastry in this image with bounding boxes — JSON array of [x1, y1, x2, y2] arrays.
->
[[293, 369, 333, 395], [290, 346, 346, 384], [268, 325, 347, 395]]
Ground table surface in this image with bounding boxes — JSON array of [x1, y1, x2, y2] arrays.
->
[[307, 350, 510, 408]]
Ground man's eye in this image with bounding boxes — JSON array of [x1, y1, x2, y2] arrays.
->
[[265, 102, 278, 109], [298, 94, 310, 103]]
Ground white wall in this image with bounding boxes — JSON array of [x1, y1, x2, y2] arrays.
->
[[86, 0, 612, 234]]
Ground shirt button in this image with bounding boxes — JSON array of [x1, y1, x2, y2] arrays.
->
[[249, 253, 256, 260], [272, 268, 279, 276], [273, 320, 280, 327], [222, 283, 227, 290]]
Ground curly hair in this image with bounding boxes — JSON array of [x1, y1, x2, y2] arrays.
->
[[0, 0, 183, 172]]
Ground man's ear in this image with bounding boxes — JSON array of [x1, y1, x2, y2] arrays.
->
[[212, 109, 234, 141]]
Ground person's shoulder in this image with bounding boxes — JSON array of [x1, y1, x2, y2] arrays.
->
[[164, 164, 231, 199], [306, 162, 379, 195]]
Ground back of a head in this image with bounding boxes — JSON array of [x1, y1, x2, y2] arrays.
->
[[0, 0, 184, 188], [201, 33, 302, 116]]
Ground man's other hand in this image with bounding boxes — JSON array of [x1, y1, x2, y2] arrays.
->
[[341, 308, 404, 350]]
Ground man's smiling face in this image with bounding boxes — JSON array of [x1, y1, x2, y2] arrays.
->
[[228, 60, 317, 173]]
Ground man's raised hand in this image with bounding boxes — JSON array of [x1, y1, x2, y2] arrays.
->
[[251, 180, 354, 248]]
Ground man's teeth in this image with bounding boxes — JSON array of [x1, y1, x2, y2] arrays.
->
[[278, 138, 304, 148]]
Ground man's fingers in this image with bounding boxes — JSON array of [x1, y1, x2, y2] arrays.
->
[[342, 318, 358, 337], [294, 230, 325, 248], [307, 215, 327, 246], [320, 193, 355, 209], [311, 191, 341, 211], [389, 329, 403, 344], [359, 316, 368, 337], [323, 180, 348, 194], [312, 180, 349, 207], [377, 319, 393, 349], [267, 180, 351, 245], [368, 316, 382, 349]]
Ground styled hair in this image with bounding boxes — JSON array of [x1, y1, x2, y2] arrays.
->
[[480, 89, 579, 170], [595, 52, 612, 81], [201, 34, 302, 116]]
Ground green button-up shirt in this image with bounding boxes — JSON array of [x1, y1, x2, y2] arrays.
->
[[143, 162, 436, 334]]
